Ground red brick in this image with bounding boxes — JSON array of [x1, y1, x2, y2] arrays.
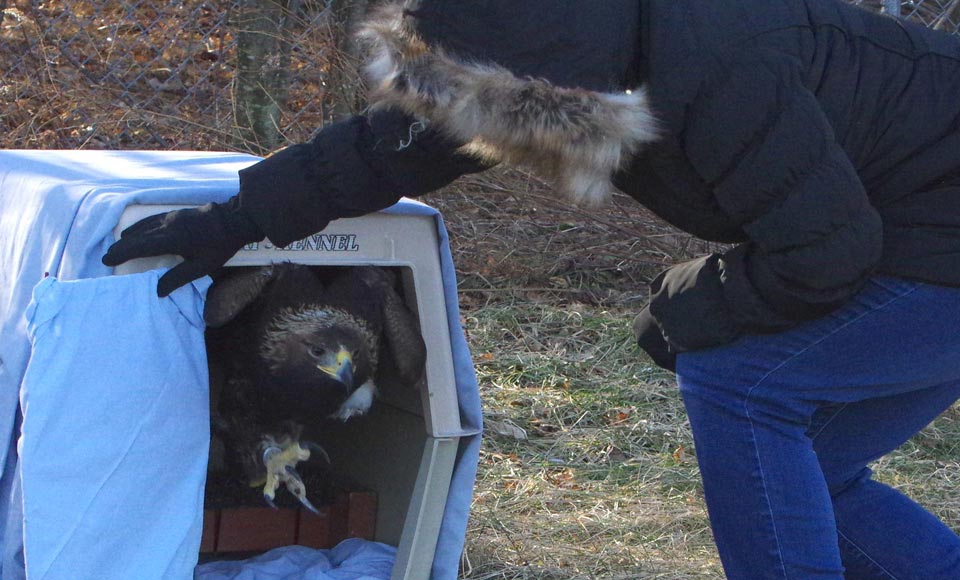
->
[[346, 492, 377, 540], [200, 509, 219, 553], [296, 506, 334, 549], [216, 507, 297, 552], [203, 490, 378, 553]]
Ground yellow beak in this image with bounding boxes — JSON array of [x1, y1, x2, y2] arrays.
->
[[318, 347, 353, 386]]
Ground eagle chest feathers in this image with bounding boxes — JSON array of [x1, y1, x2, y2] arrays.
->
[[204, 263, 426, 512]]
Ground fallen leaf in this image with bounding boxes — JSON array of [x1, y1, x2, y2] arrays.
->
[[673, 445, 686, 463], [485, 419, 528, 440]]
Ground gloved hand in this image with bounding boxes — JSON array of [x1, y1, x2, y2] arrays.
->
[[632, 306, 676, 372], [102, 196, 264, 297], [647, 255, 741, 352]]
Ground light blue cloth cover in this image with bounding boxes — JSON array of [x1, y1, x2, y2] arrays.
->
[[195, 540, 397, 580], [22, 272, 212, 580], [0, 150, 483, 580]]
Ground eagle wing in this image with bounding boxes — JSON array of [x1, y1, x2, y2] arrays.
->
[[204, 265, 277, 327], [380, 283, 427, 387]]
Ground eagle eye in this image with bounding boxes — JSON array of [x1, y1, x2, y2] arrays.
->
[[308, 346, 327, 360]]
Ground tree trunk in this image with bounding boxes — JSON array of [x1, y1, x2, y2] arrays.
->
[[326, 0, 369, 121], [233, 0, 293, 155]]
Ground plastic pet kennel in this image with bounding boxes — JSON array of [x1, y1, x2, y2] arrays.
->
[[0, 150, 482, 580]]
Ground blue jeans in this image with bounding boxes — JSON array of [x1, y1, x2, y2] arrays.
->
[[676, 277, 960, 579]]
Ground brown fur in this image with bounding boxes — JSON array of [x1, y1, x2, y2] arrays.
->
[[357, 1, 660, 205]]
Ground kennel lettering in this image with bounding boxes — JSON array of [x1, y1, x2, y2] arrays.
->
[[243, 234, 360, 252]]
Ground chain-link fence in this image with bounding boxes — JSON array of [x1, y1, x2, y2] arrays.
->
[[2, 0, 960, 153], [853, 0, 960, 29], [1, 0, 364, 152]]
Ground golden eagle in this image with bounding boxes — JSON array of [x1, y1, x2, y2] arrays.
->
[[204, 264, 426, 511]]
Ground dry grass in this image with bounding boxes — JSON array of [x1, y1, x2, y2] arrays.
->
[[429, 169, 720, 307], [460, 302, 718, 579]]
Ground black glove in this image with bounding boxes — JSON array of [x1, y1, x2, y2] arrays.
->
[[647, 255, 741, 352], [632, 306, 676, 372], [102, 196, 263, 297]]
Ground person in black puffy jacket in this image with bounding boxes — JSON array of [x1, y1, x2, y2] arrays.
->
[[104, 1, 960, 577]]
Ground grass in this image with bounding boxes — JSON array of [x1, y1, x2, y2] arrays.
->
[[425, 174, 960, 579], [875, 407, 960, 526], [459, 299, 720, 579]]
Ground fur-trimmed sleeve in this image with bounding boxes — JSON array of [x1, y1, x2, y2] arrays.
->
[[356, 1, 658, 206], [238, 109, 488, 247]]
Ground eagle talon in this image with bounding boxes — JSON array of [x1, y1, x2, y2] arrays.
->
[[257, 439, 323, 513], [262, 445, 283, 464], [301, 440, 330, 464], [263, 494, 279, 510], [259, 445, 284, 506], [297, 495, 321, 516], [280, 464, 321, 515]]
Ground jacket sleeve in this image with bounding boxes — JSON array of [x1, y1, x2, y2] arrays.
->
[[237, 109, 490, 247], [648, 50, 883, 352]]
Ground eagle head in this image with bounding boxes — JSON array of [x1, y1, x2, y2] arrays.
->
[[257, 306, 378, 419]]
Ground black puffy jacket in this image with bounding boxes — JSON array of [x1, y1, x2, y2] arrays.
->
[[238, 0, 960, 364]]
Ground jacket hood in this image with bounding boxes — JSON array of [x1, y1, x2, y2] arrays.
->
[[356, 0, 657, 205], [399, 0, 642, 92]]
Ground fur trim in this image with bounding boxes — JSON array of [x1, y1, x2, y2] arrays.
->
[[356, 2, 659, 205]]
